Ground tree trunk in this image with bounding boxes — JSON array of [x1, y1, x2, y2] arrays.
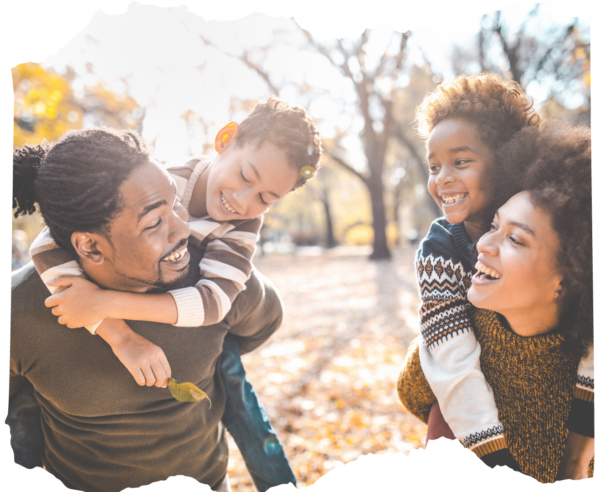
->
[[321, 192, 337, 249], [367, 177, 391, 260]]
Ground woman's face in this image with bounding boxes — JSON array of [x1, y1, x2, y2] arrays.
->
[[467, 191, 563, 336]]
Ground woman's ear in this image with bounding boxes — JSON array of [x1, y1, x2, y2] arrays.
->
[[214, 122, 239, 153], [71, 232, 105, 265]]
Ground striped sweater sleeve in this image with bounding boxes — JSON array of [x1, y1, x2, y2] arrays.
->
[[28, 228, 101, 334], [567, 348, 594, 437], [416, 234, 511, 463], [168, 216, 261, 327]]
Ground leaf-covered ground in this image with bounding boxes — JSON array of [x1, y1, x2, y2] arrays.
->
[[226, 246, 428, 490]]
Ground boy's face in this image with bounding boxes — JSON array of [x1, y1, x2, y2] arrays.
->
[[427, 118, 495, 227], [205, 140, 298, 221]]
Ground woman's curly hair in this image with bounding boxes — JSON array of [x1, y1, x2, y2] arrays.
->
[[415, 73, 540, 148], [499, 122, 592, 359], [236, 97, 322, 188]]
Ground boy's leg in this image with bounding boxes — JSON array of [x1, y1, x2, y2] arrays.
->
[[220, 333, 296, 492], [5, 380, 44, 468]]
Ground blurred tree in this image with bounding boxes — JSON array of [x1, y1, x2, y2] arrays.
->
[[450, 6, 590, 121], [296, 27, 414, 259]]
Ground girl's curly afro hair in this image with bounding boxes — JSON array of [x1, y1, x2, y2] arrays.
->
[[415, 73, 540, 151], [498, 121, 592, 359]]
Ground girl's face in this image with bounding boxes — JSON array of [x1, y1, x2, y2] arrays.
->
[[467, 191, 563, 336], [427, 119, 495, 235]]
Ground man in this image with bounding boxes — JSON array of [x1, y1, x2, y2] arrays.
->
[[10, 127, 283, 492]]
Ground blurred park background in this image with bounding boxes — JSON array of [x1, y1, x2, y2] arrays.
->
[[10, 1, 590, 489]]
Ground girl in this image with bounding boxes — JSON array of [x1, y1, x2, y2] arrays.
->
[[410, 73, 593, 471]]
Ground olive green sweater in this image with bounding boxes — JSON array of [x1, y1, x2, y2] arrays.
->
[[397, 308, 594, 483], [10, 253, 283, 492]]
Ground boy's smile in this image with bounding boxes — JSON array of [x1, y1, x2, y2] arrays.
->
[[427, 118, 495, 240]]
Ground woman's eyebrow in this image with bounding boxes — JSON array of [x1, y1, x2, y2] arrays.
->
[[509, 221, 535, 236]]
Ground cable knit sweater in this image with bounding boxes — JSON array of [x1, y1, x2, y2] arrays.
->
[[397, 308, 594, 483]]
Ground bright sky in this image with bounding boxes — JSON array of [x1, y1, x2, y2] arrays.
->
[[43, 0, 592, 165]]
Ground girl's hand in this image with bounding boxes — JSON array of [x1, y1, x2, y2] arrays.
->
[[45, 276, 110, 328], [97, 320, 172, 388]]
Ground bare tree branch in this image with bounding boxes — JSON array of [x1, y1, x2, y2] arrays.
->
[[324, 149, 369, 185]]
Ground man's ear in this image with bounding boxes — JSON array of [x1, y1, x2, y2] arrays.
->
[[214, 122, 239, 153], [71, 232, 105, 265]]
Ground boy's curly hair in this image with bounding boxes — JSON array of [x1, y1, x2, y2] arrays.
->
[[236, 97, 322, 188], [500, 122, 592, 359], [415, 73, 540, 150]]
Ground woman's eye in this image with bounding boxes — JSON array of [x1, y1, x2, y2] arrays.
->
[[240, 170, 250, 183], [509, 236, 522, 246]]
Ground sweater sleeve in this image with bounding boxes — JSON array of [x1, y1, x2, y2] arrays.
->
[[567, 348, 594, 437], [416, 232, 509, 461], [28, 228, 101, 334], [168, 216, 261, 327]]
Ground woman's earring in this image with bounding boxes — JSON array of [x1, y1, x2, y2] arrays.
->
[[554, 291, 561, 299]]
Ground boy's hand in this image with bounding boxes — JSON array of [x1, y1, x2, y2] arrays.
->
[[96, 319, 172, 388], [45, 276, 110, 328]]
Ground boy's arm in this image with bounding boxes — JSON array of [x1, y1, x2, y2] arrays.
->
[[167, 217, 262, 327], [29, 227, 101, 334], [416, 244, 516, 468]]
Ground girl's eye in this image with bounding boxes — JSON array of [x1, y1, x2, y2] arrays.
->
[[429, 165, 439, 174], [489, 222, 498, 231], [455, 159, 469, 166], [240, 170, 250, 183], [259, 194, 268, 205]]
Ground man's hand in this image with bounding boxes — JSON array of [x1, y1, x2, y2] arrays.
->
[[96, 319, 172, 388], [45, 276, 110, 328]]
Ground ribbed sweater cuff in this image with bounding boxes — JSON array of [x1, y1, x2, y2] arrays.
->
[[168, 288, 204, 327], [567, 397, 595, 438], [468, 432, 508, 458], [480, 448, 521, 472], [84, 321, 102, 335]]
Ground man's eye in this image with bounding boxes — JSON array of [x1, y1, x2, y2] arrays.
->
[[173, 197, 182, 209], [146, 218, 162, 231], [240, 170, 250, 183]]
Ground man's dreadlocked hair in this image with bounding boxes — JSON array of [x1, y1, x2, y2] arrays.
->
[[498, 121, 592, 360], [235, 97, 322, 189], [13, 127, 151, 255]]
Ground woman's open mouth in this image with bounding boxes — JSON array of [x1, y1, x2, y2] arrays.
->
[[472, 260, 501, 285], [220, 192, 239, 215]]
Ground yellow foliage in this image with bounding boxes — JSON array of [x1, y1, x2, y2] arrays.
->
[[13, 63, 83, 147], [345, 224, 373, 246]]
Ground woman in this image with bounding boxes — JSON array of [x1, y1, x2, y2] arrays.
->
[[397, 122, 594, 483]]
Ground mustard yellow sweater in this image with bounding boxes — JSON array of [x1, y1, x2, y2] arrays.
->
[[397, 308, 594, 483]]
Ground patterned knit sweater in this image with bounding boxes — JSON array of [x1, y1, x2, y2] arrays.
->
[[29, 157, 262, 331], [397, 309, 594, 483], [415, 217, 594, 467]]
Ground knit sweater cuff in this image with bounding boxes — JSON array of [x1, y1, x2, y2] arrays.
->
[[465, 427, 508, 458], [168, 287, 204, 327], [566, 397, 595, 438], [480, 448, 521, 472]]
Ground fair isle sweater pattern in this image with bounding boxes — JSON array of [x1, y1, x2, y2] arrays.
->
[[416, 218, 507, 457], [29, 157, 261, 330]]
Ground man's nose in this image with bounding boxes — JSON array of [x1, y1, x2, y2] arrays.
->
[[168, 206, 190, 243]]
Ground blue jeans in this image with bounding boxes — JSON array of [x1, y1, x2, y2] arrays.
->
[[6, 334, 296, 491]]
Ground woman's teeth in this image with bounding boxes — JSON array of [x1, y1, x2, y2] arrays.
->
[[221, 194, 237, 214], [441, 193, 467, 204], [475, 261, 501, 279], [164, 248, 187, 263]]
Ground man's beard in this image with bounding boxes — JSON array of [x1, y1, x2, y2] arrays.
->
[[112, 243, 200, 293]]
